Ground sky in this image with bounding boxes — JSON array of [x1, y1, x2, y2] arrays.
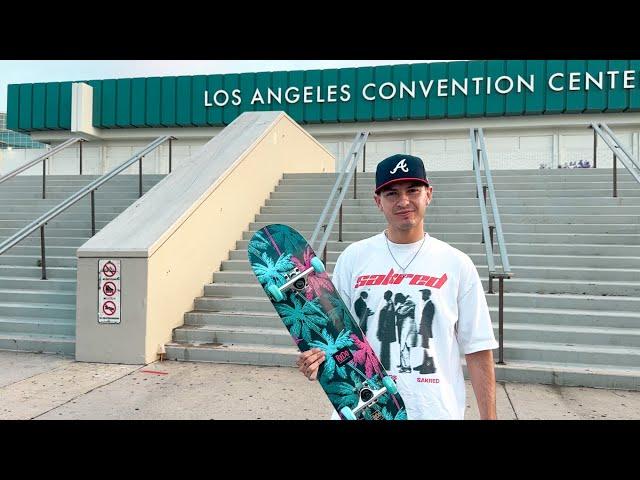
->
[[0, 59, 449, 112]]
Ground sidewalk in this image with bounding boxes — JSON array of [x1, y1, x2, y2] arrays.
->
[[1, 350, 638, 420]]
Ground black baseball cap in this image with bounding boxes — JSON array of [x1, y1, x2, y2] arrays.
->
[[375, 154, 430, 194]]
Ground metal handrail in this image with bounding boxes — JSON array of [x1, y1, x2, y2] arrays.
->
[[0, 138, 86, 198], [470, 128, 512, 365], [0, 136, 174, 279], [309, 133, 361, 248], [590, 123, 640, 196], [310, 132, 369, 262]]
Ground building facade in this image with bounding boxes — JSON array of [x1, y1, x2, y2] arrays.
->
[[6, 60, 640, 174]]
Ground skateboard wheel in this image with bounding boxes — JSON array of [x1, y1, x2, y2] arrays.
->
[[340, 406, 357, 420], [267, 284, 284, 302], [310, 257, 325, 274], [382, 376, 398, 395]]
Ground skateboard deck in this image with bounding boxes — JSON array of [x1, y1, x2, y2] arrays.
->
[[248, 224, 406, 420]]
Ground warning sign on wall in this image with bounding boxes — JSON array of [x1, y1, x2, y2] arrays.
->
[[98, 260, 121, 324]]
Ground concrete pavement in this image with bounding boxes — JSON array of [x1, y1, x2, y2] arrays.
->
[[1, 351, 639, 420]]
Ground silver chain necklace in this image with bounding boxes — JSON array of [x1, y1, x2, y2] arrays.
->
[[384, 230, 427, 273]]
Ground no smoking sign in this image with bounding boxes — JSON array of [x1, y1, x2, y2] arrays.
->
[[98, 260, 121, 324]]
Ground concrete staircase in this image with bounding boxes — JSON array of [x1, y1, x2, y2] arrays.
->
[[166, 168, 640, 390], [0, 174, 166, 355]]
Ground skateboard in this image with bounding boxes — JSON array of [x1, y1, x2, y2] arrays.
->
[[248, 224, 406, 420]]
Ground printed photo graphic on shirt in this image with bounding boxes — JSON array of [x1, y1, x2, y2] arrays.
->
[[353, 291, 374, 335], [415, 288, 437, 375], [368, 288, 438, 376], [394, 292, 418, 374], [376, 290, 397, 371]]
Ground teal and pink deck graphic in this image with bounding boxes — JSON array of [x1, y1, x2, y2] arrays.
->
[[248, 224, 406, 420]]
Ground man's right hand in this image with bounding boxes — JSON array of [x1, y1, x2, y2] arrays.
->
[[296, 348, 326, 381]]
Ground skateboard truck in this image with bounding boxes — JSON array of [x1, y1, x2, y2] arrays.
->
[[340, 376, 398, 420], [267, 257, 325, 302]]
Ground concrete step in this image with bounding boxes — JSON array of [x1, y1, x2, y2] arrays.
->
[[498, 341, 639, 367], [264, 196, 640, 207], [500, 277, 640, 296], [0, 316, 75, 336], [0, 332, 75, 355], [0, 199, 138, 210], [204, 282, 640, 316], [201, 278, 640, 309], [0, 228, 95, 239], [219, 259, 640, 282], [0, 301, 75, 319], [269, 189, 640, 200], [235, 240, 640, 257], [2, 204, 131, 214], [274, 181, 640, 193], [0, 288, 76, 305], [164, 337, 640, 383], [0, 236, 89, 248], [251, 215, 640, 228], [495, 323, 640, 348], [261, 202, 640, 218], [0, 276, 76, 292], [242, 229, 640, 245], [212, 269, 640, 292], [0, 212, 121, 222], [282, 169, 634, 180], [2, 245, 78, 257], [0, 265, 77, 279], [489, 360, 640, 390], [173, 324, 294, 347], [0, 220, 111, 229], [0, 255, 77, 268], [3, 174, 165, 181], [228, 249, 640, 269], [202, 279, 640, 316], [164, 341, 298, 366], [0, 193, 146, 201], [173, 320, 640, 350], [183, 309, 640, 337], [485, 292, 640, 313], [490, 306, 640, 328], [0, 186, 161, 197]]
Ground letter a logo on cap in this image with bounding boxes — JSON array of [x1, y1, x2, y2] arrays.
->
[[390, 159, 409, 174]]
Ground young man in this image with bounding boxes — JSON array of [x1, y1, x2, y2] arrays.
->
[[297, 153, 498, 420]]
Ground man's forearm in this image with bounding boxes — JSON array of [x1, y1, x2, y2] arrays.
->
[[465, 349, 497, 420]]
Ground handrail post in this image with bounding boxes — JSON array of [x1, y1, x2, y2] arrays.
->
[[40, 225, 47, 280], [169, 138, 173, 173], [593, 129, 597, 169], [613, 153, 617, 198], [42, 158, 46, 199], [139, 156, 143, 198], [322, 225, 327, 264], [498, 277, 505, 364], [79, 140, 83, 175], [353, 152, 357, 200], [339, 204, 343, 242], [489, 225, 495, 253], [362, 144, 366, 172], [91, 190, 96, 236]]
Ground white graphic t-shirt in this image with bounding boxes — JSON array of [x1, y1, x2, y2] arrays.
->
[[329, 232, 498, 420]]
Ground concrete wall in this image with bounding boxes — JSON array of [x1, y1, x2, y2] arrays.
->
[[75, 111, 334, 364], [0, 147, 50, 175], [31, 112, 640, 173]]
